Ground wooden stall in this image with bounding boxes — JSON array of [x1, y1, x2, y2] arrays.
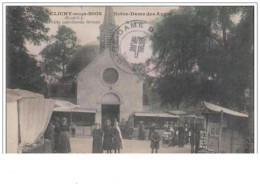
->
[[201, 101, 248, 153], [53, 100, 96, 137]]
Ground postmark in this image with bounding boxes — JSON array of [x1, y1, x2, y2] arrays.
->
[[109, 20, 157, 75]]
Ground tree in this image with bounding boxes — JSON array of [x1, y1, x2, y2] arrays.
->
[[6, 6, 50, 93], [151, 6, 254, 111], [66, 44, 99, 76], [151, 7, 210, 109], [40, 25, 79, 78]]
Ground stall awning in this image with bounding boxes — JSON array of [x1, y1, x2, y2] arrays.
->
[[7, 89, 54, 146], [53, 100, 80, 108], [165, 110, 187, 115], [53, 99, 96, 113], [134, 112, 179, 118], [7, 88, 43, 102], [54, 107, 96, 113], [203, 101, 248, 118]]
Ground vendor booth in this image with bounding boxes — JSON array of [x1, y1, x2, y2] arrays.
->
[[201, 101, 248, 153], [6, 89, 54, 153], [128, 112, 180, 139], [52, 100, 96, 137], [129, 112, 180, 129]]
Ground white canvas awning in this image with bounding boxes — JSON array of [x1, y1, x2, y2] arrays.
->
[[54, 107, 96, 113], [165, 110, 187, 115], [7, 88, 43, 102], [203, 101, 248, 118], [6, 89, 54, 147], [134, 112, 179, 118], [53, 100, 96, 113]]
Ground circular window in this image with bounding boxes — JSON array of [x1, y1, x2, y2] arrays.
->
[[102, 68, 119, 85]]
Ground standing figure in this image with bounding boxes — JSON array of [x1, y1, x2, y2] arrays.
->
[[71, 123, 76, 137], [138, 121, 145, 140], [169, 125, 175, 146], [175, 128, 179, 147], [188, 130, 192, 144], [44, 120, 55, 152], [111, 119, 123, 153], [184, 124, 189, 144], [119, 118, 126, 139], [58, 117, 71, 153], [103, 119, 112, 153], [92, 123, 104, 153], [150, 129, 161, 153], [149, 123, 156, 140], [53, 116, 61, 153], [178, 126, 185, 148], [128, 122, 134, 139]]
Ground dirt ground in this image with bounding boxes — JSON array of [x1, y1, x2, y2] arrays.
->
[[70, 136, 191, 154]]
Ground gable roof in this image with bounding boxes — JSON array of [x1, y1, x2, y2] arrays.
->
[[78, 48, 143, 81]]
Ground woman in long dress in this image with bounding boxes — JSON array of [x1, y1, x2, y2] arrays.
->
[[58, 117, 71, 153], [111, 119, 123, 153], [92, 123, 103, 153], [103, 119, 112, 153]]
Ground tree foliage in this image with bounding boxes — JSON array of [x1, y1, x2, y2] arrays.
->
[[6, 6, 50, 93], [151, 6, 254, 110], [66, 44, 99, 76], [40, 25, 79, 78]]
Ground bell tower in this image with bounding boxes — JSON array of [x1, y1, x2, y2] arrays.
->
[[99, 6, 118, 53]]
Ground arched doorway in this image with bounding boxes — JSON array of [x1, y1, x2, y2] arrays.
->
[[99, 92, 122, 125]]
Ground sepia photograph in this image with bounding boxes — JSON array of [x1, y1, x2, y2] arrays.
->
[[4, 4, 255, 154]]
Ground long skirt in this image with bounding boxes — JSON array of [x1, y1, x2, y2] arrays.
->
[[58, 131, 71, 153], [92, 138, 103, 153], [111, 137, 122, 150], [103, 134, 112, 151]]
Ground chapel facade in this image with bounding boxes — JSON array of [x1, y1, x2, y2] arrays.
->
[[77, 7, 143, 124]]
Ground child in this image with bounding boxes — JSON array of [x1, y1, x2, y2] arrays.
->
[[150, 129, 161, 153]]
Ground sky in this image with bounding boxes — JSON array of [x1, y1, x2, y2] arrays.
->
[[27, 6, 178, 60]]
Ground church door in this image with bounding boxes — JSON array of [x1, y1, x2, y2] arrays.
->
[[101, 104, 120, 125]]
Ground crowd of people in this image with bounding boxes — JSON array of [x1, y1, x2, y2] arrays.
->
[[161, 122, 192, 148], [44, 116, 71, 153], [92, 119, 123, 153], [44, 116, 196, 154], [118, 119, 134, 140], [93, 119, 164, 153]]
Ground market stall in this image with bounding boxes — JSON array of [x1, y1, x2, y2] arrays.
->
[[128, 112, 180, 139], [52, 100, 96, 136], [6, 89, 54, 153], [201, 101, 248, 153]]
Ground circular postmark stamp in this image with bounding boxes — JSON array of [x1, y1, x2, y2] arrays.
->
[[109, 20, 156, 75]]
